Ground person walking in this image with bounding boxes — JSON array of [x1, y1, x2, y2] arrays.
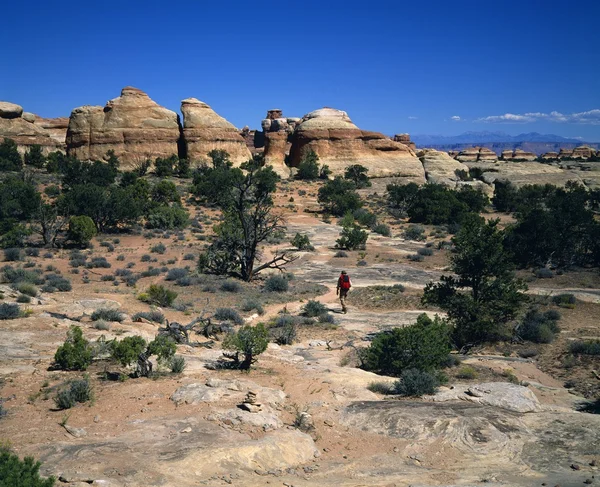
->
[[336, 270, 352, 313]]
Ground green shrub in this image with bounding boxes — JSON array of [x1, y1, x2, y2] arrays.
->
[[367, 381, 394, 394], [54, 326, 92, 371], [214, 307, 244, 325], [518, 308, 560, 344], [2, 266, 43, 284], [570, 340, 600, 356], [403, 225, 426, 241], [150, 242, 167, 254], [110, 335, 147, 367], [3, 248, 22, 262], [408, 253, 424, 262], [93, 320, 110, 331], [91, 308, 124, 322], [302, 300, 328, 317], [552, 293, 576, 309], [132, 310, 165, 324], [220, 280, 242, 293], [68, 216, 97, 247], [361, 314, 451, 376], [41, 274, 72, 292], [417, 247, 433, 256], [264, 275, 289, 292], [271, 320, 297, 345], [141, 284, 177, 307], [241, 299, 265, 315], [222, 324, 269, 370], [291, 233, 314, 251], [353, 208, 377, 227], [455, 365, 478, 379], [14, 282, 37, 297], [0, 303, 20, 320], [372, 224, 391, 237], [0, 447, 55, 487], [296, 151, 320, 180], [336, 224, 368, 250], [170, 356, 186, 373], [0, 137, 23, 171], [54, 376, 92, 410], [16, 294, 31, 303], [86, 257, 111, 269], [535, 268, 554, 279], [165, 268, 188, 281], [344, 164, 371, 189], [334, 250, 348, 258], [146, 205, 189, 230], [318, 177, 362, 216], [146, 335, 177, 367], [393, 368, 440, 397]]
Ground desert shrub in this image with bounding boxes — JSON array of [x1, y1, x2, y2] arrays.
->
[[271, 320, 297, 345], [16, 294, 31, 303], [367, 381, 394, 394], [140, 267, 161, 278], [519, 348, 539, 358], [0, 303, 20, 320], [0, 447, 56, 487], [110, 335, 147, 368], [101, 275, 115, 282], [54, 376, 92, 410], [455, 365, 478, 379], [535, 268, 554, 279], [68, 216, 97, 247], [220, 280, 242, 293], [93, 320, 110, 331], [318, 176, 362, 216], [552, 293, 577, 309], [518, 308, 561, 343], [291, 233, 314, 251], [234, 298, 259, 316], [86, 257, 111, 269], [140, 284, 177, 307], [183, 253, 195, 261], [317, 312, 336, 324], [165, 268, 188, 281], [333, 250, 348, 258], [43, 274, 72, 292], [393, 368, 440, 397], [2, 266, 43, 285], [408, 253, 424, 262], [372, 223, 391, 237], [344, 164, 371, 189], [54, 326, 92, 371], [132, 310, 165, 324], [353, 208, 377, 227], [91, 308, 124, 322], [295, 150, 320, 180], [146, 205, 189, 230], [14, 282, 37, 297], [69, 255, 87, 268], [214, 307, 244, 325], [222, 324, 269, 370], [336, 224, 368, 250], [150, 242, 166, 254], [570, 340, 600, 356], [361, 314, 451, 376], [4, 248, 22, 262], [403, 224, 426, 241], [264, 275, 289, 292], [301, 300, 328, 317], [170, 356, 186, 373], [417, 247, 433, 256], [141, 254, 151, 262]]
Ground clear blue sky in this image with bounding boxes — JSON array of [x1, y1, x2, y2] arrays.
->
[[2, 0, 599, 140]]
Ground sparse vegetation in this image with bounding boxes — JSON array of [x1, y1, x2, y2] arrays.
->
[[0, 446, 56, 487], [91, 308, 124, 322], [139, 284, 177, 307], [222, 324, 269, 370], [54, 376, 93, 410], [263, 275, 289, 292], [393, 368, 440, 397], [54, 326, 92, 371]]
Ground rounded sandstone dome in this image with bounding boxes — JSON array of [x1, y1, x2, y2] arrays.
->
[[297, 107, 357, 130], [181, 98, 237, 130]]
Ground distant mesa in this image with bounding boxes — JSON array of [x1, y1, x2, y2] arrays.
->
[[0, 101, 66, 153], [180, 97, 251, 165], [66, 86, 180, 166]]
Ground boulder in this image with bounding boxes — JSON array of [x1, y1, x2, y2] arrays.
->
[[288, 107, 425, 179], [66, 87, 180, 166], [418, 149, 469, 187], [180, 97, 251, 165], [0, 101, 23, 119]]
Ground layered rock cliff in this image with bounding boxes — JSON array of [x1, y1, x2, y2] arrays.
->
[[66, 87, 180, 165], [288, 108, 424, 180], [180, 98, 251, 165]]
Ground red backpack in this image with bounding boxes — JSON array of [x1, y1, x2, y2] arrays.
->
[[339, 274, 351, 290]]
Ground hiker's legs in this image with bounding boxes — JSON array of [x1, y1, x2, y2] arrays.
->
[[340, 290, 348, 313]]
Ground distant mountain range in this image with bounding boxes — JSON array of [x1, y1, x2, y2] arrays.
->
[[410, 132, 599, 155]]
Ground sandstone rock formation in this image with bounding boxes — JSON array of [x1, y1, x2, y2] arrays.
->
[[501, 149, 537, 161], [288, 108, 425, 180], [456, 147, 498, 163], [571, 145, 596, 159], [541, 151, 560, 160], [393, 133, 416, 150], [180, 97, 251, 165], [418, 149, 469, 187], [0, 101, 67, 153], [66, 87, 180, 166], [261, 109, 301, 177]]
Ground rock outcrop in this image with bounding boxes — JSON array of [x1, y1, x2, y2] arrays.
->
[[501, 149, 537, 161], [456, 147, 498, 163], [418, 149, 469, 187], [288, 107, 425, 180], [261, 109, 300, 177], [571, 146, 596, 159], [542, 146, 598, 161], [66, 87, 180, 166], [180, 98, 251, 165], [393, 133, 416, 150], [0, 101, 67, 153]]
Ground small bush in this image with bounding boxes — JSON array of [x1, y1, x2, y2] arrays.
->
[[150, 243, 167, 254], [132, 310, 165, 324], [367, 381, 394, 394], [25, 248, 40, 257], [214, 307, 244, 325], [93, 320, 110, 331], [0, 303, 20, 320], [403, 225, 426, 241], [170, 356, 186, 373], [408, 254, 424, 262], [183, 253, 195, 261], [519, 348, 538, 358], [302, 300, 328, 317], [336, 224, 368, 250], [317, 312, 336, 324], [3, 266, 43, 285], [353, 208, 377, 227], [140, 267, 161, 277], [222, 324, 269, 370], [220, 280, 242, 293], [372, 224, 391, 237], [101, 275, 115, 282], [552, 293, 576, 309], [68, 215, 97, 247], [3, 248, 22, 262], [54, 376, 92, 410], [418, 247, 434, 256], [333, 250, 348, 258], [91, 308, 124, 322], [241, 299, 265, 315], [393, 368, 440, 397], [291, 233, 314, 251], [264, 275, 289, 292], [54, 326, 92, 371], [42, 274, 72, 292], [0, 447, 56, 487], [141, 254, 151, 262], [570, 340, 600, 356], [271, 321, 297, 345], [455, 365, 478, 379], [17, 294, 31, 303], [518, 308, 560, 344], [86, 257, 111, 269], [535, 268, 554, 279], [141, 284, 178, 307], [14, 282, 37, 297], [166, 267, 189, 281]]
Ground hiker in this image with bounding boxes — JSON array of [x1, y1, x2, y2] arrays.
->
[[336, 270, 352, 313]]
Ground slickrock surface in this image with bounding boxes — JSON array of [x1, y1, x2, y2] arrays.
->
[[66, 87, 180, 165], [181, 97, 251, 165], [418, 149, 470, 187]]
